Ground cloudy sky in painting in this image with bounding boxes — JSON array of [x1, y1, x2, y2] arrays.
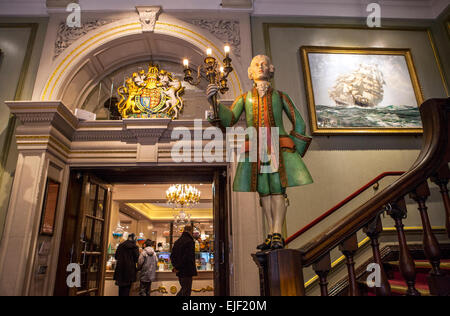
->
[[308, 53, 418, 107]]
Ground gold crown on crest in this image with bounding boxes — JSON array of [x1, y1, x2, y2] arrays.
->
[[147, 64, 159, 79]]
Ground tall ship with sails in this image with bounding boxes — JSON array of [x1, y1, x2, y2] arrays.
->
[[328, 64, 386, 108]]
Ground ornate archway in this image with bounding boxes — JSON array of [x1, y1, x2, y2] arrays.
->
[[35, 12, 249, 112]]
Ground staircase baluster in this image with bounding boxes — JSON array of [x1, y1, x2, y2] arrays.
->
[[363, 214, 391, 296], [339, 233, 359, 296], [312, 253, 331, 296], [409, 181, 449, 296], [387, 197, 420, 296], [430, 165, 450, 239], [409, 181, 442, 276]]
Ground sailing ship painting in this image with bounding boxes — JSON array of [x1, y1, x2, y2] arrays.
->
[[329, 64, 386, 108], [301, 47, 424, 133]]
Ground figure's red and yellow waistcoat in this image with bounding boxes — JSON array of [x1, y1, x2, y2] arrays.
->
[[217, 87, 313, 193]]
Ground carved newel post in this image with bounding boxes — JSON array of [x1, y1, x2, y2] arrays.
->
[[252, 249, 305, 296]]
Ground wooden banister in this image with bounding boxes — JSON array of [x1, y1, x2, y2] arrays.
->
[[285, 171, 404, 245], [254, 98, 449, 296], [298, 99, 449, 267]]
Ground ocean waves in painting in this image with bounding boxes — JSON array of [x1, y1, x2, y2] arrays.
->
[[316, 104, 422, 128]]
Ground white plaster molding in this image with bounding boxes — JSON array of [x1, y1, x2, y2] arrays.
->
[[6, 101, 246, 166], [0, 152, 48, 295], [77, 0, 223, 12], [0, 0, 447, 18], [6, 101, 78, 134], [184, 18, 242, 57], [136, 6, 161, 33], [252, 0, 444, 19], [34, 13, 248, 105], [53, 19, 117, 60]]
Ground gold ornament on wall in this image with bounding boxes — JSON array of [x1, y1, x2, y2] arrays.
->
[[116, 64, 185, 119]]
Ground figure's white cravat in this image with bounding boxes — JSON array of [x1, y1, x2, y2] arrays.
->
[[256, 81, 271, 97]]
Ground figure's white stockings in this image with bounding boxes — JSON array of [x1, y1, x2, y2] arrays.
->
[[271, 195, 287, 235], [260, 195, 273, 235]]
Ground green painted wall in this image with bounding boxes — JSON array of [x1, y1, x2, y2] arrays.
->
[[250, 15, 449, 251], [0, 18, 48, 241]]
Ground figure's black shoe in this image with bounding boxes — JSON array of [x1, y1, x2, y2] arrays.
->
[[271, 233, 285, 250], [256, 234, 272, 251]]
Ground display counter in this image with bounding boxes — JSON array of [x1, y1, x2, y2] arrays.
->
[[104, 251, 214, 296], [104, 270, 214, 296]]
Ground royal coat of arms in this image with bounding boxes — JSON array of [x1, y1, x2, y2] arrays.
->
[[117, 64, 184, 119]]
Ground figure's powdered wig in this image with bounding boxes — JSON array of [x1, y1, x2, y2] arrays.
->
[[248, 55, 275, 80]]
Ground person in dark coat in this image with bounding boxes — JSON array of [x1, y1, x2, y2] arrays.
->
[[170, 225, 198, 296], [114, 233, 139, 296]]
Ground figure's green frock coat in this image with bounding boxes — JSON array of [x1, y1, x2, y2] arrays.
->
[[217, 87, 313, 195]]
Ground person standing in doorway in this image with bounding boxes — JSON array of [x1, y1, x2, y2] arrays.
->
[[170, 225, 197, 296], [138, 239, 158, 296], [114, 233, 139, 296]]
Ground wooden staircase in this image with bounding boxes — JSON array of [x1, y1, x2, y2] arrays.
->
[[253, 98, 450, 296], [385, 259, 450, 296], [357, 258, 450, 296]]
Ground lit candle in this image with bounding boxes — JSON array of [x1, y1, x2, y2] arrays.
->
[[220, 66, 224, 74], [224, 45, 230, 56], [183, 58, 189, 69], [206, 48, 212, 56]]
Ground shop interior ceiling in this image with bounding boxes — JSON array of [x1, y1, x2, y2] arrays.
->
[[115, 183, 214, 222]]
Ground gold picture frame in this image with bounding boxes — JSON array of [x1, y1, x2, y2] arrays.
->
[[300, 46, 424, 135]]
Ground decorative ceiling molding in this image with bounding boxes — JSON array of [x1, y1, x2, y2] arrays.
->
[[54, 19, 117, 60], [5, 101, 239, 166], [136, 6, 162, 32], [185, 19, 241, 57], [0, 0, 447, 19], [251, 0, 447, 19]]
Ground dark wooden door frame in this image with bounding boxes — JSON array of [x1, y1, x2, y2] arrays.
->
[[213, 168, 229, 296], [55, 165, 230, 296]]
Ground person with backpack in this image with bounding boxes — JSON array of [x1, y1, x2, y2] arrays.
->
[[137, 239, 158, 296]]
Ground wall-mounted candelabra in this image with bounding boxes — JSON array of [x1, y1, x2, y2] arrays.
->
[[183, 45, 233, 124]]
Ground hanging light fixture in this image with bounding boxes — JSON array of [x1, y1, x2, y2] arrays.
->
[[166, 184, 201, 208], [173, 209, 192, 230], [166, 184, 201, 228]]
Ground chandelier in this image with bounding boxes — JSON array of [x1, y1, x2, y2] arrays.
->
[[174, 209, 191, 229], [166, 184, 201, 229], [166, 184, 201, 208]]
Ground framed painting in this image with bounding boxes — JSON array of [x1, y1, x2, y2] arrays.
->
[[300, 46, 424, 134], [39, 179, 60, 236]]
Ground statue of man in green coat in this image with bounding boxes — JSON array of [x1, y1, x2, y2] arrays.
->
[[207, 55, 313, 250]]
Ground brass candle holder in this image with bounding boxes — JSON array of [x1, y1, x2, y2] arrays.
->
[[183, 45, 233, 124]]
